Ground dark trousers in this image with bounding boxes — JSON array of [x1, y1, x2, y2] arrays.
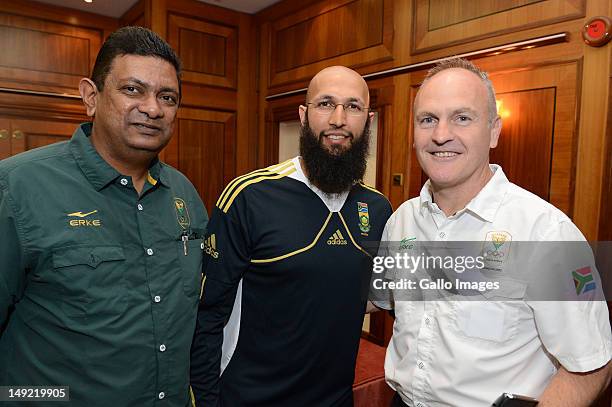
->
[[390, 392, 411, 407]]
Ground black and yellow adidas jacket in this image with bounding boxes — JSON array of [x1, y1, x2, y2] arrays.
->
[[190, 159, 392, 407]]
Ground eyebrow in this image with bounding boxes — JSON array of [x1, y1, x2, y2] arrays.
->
[[314, 94, 365, 104], [121, 77, 179, 95], [415, 111, 437, 120], [451, 107, 479, 116], [415, 107, 480, 119]]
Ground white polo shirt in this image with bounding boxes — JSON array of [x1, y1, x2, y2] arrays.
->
[[378, 165, 611, 407]]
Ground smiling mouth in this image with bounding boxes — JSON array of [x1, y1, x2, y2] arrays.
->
[[430, 151, 459, 158], [323, 131, 352, 141], [133, 123, 161, 131]]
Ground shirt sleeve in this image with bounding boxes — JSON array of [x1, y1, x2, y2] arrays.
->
[[527, 219, 612, 372], [0, 185, 26, 333], [371, 214, 394, 310], [190, 198, 251, 407]]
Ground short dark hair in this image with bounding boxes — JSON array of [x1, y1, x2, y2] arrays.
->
[[423, 57, 497, 124], [91, 26, 182, 97]]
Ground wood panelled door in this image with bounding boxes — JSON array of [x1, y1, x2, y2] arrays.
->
[[167, 13, 238, 90], [0, 117, 81, 160], [491, 87, 556, 201], [490, 62, 579, 216], [164, 108, 236, 215]]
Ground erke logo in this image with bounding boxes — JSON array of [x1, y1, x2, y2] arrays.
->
[[67, 210, 102, 227]]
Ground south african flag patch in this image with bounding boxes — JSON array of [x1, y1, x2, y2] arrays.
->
[[572, 266, 596, 296]]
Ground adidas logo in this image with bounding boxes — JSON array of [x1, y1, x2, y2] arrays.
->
[[327, 229, 348, 245], [204, 234, 219, 258]]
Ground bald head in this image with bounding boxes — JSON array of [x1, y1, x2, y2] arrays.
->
[[306, 66, 370, 107]]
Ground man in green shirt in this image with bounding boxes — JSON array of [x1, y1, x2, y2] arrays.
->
[[0, 27, 207, 406]]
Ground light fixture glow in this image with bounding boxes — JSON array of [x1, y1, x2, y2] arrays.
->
[[496, 100, 511, 119], [84, 0, 93, 3]]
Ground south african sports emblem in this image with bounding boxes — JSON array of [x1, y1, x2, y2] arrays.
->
[[174, 197, 190, 230], [357, 202, 370, 235]]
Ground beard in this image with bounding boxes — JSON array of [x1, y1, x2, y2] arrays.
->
[[299, 115, 371, 194]]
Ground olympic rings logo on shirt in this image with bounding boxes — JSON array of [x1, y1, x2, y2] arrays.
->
[[484, 250, 505, 257]]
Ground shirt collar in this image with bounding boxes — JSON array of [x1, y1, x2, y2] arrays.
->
[[418, 164, 509, 222], [70, 122, 168, 191], [464, 164, 509, 222], [147, 157, 169, 188], [418, 179, 435, 216]]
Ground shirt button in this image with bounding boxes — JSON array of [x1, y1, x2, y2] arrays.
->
[[425, 318, 431, 325], [154, 295, 161, 303], [137, 203, 143, 211], [120, 178, 128, 186], [200, 242, 205, 250], [146, 248, 154, 256], [439, 232, 446, 238], [159, 344, 166, 352], [158, 392, 165, 399], [418, 361, 424, 369]]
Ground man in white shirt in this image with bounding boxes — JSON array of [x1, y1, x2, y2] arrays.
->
[[374, 58, 611, 407]]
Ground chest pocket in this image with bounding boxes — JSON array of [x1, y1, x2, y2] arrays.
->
[[455, 279, 528, 344], [177, 238, 204, 298], [52, 245, 126, 317]]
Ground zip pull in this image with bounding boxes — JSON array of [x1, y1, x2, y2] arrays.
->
[[182, 231, 189, 256]]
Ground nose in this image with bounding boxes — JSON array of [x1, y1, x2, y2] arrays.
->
[[327, 104, 347, 128], [138, 94, 164, 119], [431, 120, 454, 145]]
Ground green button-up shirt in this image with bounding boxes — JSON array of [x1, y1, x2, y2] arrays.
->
[[0, 123, 208, 406]]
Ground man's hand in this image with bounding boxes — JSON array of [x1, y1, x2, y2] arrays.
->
[[365, 301, 381, 313]]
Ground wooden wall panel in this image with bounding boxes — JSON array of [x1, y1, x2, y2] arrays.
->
[[0, 25, 90, 76], [9, 118, 77, 155], [490, 87, 556, 200], [180, 29, 226, 76], [0, 14, 101, 95], [0, 90, 88, 159], [168, 13, 237, 89], [428, 0, 542, 30], [0, 1, 117, 96], [0, 118, 10, 160], [599, 80, 612, 241], [164, 108, 236, 213], [412, 0, 585, 54], [120, 0, 147, 27], [273, 0, 384, 72], [267, 0, 393, 89]]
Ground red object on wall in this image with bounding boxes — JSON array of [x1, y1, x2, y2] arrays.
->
[[582, 16, 611, 47]]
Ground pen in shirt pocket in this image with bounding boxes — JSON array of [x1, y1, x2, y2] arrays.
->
[[181, 230, 189, 256], [180, 229, 204, 255]]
